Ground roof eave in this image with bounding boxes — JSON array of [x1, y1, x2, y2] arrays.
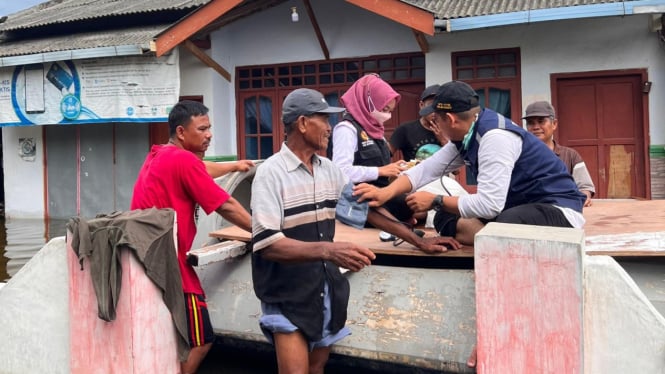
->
[[437, 0, 665, 32], [0, 44, 150, 68]]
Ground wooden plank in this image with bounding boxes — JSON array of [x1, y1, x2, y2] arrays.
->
[[345, 0, 435, 35], [187, 240, 247, 266], [210, 222, 474, 257], [182, 39, 231, 82], [303, 0, 330, 60], [583, 199, 665, 256], [153, 0, 243, 57], [210, 199, 665, 258]]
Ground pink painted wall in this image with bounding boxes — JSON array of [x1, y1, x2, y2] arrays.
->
[[67, 235, 180, 373], [474, 223, 584, 374]]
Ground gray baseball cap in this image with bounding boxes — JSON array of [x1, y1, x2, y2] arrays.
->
[[522, 101, 556, 119], [282, 88, 345, 124]]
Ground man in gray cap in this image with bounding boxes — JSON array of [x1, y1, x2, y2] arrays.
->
[[250, 88, 376, 374], [390, 84, 448, 161], [523, 100, 595, 206]]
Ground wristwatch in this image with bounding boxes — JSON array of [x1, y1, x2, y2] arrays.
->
[[431, 195, 444, 211]]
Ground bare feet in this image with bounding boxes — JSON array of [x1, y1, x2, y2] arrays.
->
[[467, 345, 477, 368]]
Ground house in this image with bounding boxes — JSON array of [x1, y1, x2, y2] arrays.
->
[[0, 0, 663, 219]]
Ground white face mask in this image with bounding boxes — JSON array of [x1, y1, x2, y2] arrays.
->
[[370, 110, 391, 124]]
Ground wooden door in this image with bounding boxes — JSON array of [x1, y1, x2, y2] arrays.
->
[[554, 72, 648, 199]]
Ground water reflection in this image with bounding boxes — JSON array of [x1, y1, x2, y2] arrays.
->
[[1, 218, 68, 281]]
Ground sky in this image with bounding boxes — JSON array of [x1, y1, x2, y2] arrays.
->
[[0, 0, 48, 17]]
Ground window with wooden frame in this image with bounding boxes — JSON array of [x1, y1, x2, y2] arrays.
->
[[236, 53, 426, 160], [452, 48, 522, 190]]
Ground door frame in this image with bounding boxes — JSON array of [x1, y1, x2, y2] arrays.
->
[[550, 68, 651, 199]]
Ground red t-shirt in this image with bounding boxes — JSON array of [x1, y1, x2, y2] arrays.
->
[[131, 145, 230, 294]]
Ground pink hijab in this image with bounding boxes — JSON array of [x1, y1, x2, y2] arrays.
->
[[340, 74, 401, 139]]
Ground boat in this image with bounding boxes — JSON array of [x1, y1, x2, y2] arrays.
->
[[1, 167, 664, 373], [191, 169, 665, 373]]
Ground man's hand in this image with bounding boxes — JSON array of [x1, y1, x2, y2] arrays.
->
[[405, 191, 438, 212], [324, 242, 376, 272], [415, 236, 461, 254], [426, 116, 449, 146], [233, 160, 255, 172], [378, 160, 408, 178], [353, 183, 389, 207], [583, 191, 593, 207]]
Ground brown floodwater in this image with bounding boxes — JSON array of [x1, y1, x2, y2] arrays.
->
[[0, 217, 68, 282]]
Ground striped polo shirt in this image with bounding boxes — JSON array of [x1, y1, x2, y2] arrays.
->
[[251, 143, 347, 250]]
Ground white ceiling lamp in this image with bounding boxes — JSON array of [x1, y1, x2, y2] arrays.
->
[[291, 6, 299, 22]]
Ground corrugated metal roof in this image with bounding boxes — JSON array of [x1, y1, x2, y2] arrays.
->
[[0, 0, 211, 31], [401, 0, 641, 19], [0, 24, 169, 58]]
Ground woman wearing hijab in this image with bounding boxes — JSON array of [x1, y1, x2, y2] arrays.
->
[[331, 73, 413, 223]]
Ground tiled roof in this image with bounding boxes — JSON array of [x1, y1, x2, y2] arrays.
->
[[0, 0, 210, 31], [401, 0, 642, 19]]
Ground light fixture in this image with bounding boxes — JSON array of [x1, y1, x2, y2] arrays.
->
[[643, 81, 652, 94], [291, 6, 299, 22]]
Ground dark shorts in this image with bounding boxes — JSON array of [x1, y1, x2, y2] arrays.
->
[[184, 293, 215, 347]]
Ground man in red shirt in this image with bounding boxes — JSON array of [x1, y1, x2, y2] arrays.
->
[[131, 100, 251, 374]]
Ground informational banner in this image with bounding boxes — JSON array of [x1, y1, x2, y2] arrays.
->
[[0, 50, 180, 126]]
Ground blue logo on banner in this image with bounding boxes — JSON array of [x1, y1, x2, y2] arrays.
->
[[60, 94, 81, 120]]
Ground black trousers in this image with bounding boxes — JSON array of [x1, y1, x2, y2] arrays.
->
[[434, 203, 573, 237]]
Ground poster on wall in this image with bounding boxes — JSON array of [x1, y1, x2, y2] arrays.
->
[[0, 50, 179, 126]]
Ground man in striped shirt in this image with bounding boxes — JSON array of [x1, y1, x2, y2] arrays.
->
[[251, 88, 376, 374]]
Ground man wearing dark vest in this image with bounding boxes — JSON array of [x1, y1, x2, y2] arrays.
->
[[354, 80, 586, 246]]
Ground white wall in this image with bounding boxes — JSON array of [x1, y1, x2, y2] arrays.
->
[[425, 15, 665, 144], [206, 0, 420, 156], [2, 125, 45, 218], [178, 47, 224, 155]]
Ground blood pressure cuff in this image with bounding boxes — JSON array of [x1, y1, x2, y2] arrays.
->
[[335, 183, 369, 230], [433, 210, 460, 237]]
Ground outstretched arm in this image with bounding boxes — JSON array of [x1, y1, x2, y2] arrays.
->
[[204, 160, 255, 178], [215, 197, 251, 232], [366, 208, 460, 254]]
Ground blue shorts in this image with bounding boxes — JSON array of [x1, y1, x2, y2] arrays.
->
[[259, 282, 351, 351]]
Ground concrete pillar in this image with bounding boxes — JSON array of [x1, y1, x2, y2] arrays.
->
[[474, 223, 585, 374], [67, 234, 180, 373], [584, 255, 665, 374]]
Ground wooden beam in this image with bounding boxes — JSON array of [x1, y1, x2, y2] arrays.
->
[[154, 0, 243, 57], [412, 29, 429, 53], [182, 39, 232, 82], [345, 0, 434, 36], [303, 0, 329, 60]]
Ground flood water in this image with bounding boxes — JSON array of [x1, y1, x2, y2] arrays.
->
[[0, 217, 444, 374]]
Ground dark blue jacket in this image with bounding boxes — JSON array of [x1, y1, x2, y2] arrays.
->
[[453, 109, 585, 213]]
